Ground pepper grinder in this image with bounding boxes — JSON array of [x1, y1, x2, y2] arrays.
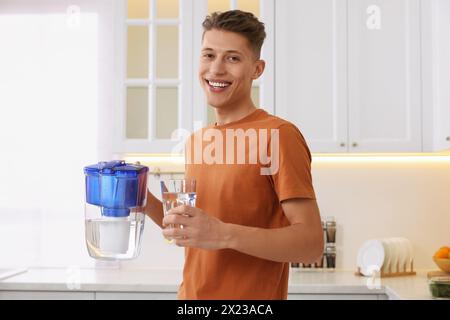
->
[[324, 216, 336, 269], [325, 216, 336, 243], [325, 243, 336, 269]]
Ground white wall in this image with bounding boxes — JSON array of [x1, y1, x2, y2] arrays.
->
[[1, 161, 449, 271], [312, 157, 450, 270], [0, 0, 116, 270]]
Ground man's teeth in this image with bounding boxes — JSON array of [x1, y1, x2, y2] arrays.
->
[[208, 80, 230, 88]]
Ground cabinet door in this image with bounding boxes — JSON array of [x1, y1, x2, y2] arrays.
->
[[114, 0, 194, 153], [422, 0, 450, 151], [275, 0, 348, 153], [432, 0, 450, 151], [347, 0, 422, 152]]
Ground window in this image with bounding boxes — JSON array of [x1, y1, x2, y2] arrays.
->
[[0, 0, 115, 267], [117, 0, 193, 153]]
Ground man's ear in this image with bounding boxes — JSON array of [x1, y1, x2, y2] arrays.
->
[[252, 60, 266, 80]]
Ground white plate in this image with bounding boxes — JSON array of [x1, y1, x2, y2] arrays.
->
[[405, 239, 414, 268], [381, 238, 392, 274], [357, 239, 385, 276], [388, 238, 400, 273], [400, 238, 414, 271], [393, 238, 408, 272]]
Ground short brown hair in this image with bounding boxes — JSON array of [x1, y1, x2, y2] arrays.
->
[[202, 10, 266, 59]]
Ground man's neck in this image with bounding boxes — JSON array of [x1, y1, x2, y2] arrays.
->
[[214, 102, 257, 126]]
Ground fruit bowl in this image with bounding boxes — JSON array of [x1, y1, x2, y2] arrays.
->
[[433, 258, 450, 273]]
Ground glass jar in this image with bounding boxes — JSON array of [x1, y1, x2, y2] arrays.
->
[[429, 277, 450, 299], [325, 243, 336, 269], [325, 216, 336, 243]]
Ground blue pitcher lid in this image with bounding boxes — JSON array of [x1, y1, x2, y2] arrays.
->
[[84, 160, 149, 177]]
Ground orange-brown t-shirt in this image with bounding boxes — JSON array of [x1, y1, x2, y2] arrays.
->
[[179, 109, 316, 300]]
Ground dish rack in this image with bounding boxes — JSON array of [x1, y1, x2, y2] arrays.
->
[[355, 237, 416, 278], [355, 261, 416, 278]]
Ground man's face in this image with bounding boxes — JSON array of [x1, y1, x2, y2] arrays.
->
[[199, 29, 265, 109]]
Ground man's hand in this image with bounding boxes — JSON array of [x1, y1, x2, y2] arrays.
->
[[161, 199, 323, 264], [162, 205, 230, 250]]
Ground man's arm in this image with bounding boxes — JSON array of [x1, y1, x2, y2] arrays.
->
[[143, 190, 164, 229], [162, 198, 324, 264], [225, 198, 324, 263]]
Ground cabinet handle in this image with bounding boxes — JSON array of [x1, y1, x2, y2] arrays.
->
[[340, 142, 346, 147], [446, 136, 450, 141], [352, 142, 358, 148]]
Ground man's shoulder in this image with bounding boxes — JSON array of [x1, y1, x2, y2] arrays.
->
[[257, 112, 303, 134]]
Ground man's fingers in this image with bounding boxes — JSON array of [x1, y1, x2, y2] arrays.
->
[[162, 213, 191, 227], [162, 226, 189, 239], [167, 205, 197, 217]]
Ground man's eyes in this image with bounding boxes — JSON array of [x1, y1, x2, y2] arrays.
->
[[201, 54, 241, 62], [228, 56, 240, 62]]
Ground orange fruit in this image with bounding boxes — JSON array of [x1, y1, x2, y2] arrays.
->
[[434, 246, 450, 259]]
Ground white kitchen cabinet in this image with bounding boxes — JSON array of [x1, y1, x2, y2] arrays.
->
[[113, 0, 194, 154], [276, 0, 422, 153], [0, 290, 388, 300], [276, 0, 348, 153], [0, 290, 176, 300], [348, 0, 421, 152], [96, 292, 177, 300], [422, 0, 450, 152], [0, 291, 95, 300]]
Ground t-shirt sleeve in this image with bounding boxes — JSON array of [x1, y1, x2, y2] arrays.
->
[[270, 123, 316, 202]]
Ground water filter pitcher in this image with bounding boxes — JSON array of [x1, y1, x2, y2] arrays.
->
[[84, 160, 148, 260]]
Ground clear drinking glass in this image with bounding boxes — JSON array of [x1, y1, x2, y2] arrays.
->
[[160, 179, 196, 243]]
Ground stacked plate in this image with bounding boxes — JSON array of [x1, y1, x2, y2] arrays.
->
[[356, 237, 413, 276]]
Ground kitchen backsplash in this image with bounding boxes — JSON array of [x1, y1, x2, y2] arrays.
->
[[1, 158, 449, 271]]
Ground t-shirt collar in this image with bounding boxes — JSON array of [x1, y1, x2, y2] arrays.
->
[[212, 108, 267, 129]]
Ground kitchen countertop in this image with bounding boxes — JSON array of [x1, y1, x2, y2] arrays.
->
[[0, 268, 433, 300], [288, 269, 431, 299]]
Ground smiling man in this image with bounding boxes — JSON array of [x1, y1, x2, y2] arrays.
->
[[144, 10, 324, 300]]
